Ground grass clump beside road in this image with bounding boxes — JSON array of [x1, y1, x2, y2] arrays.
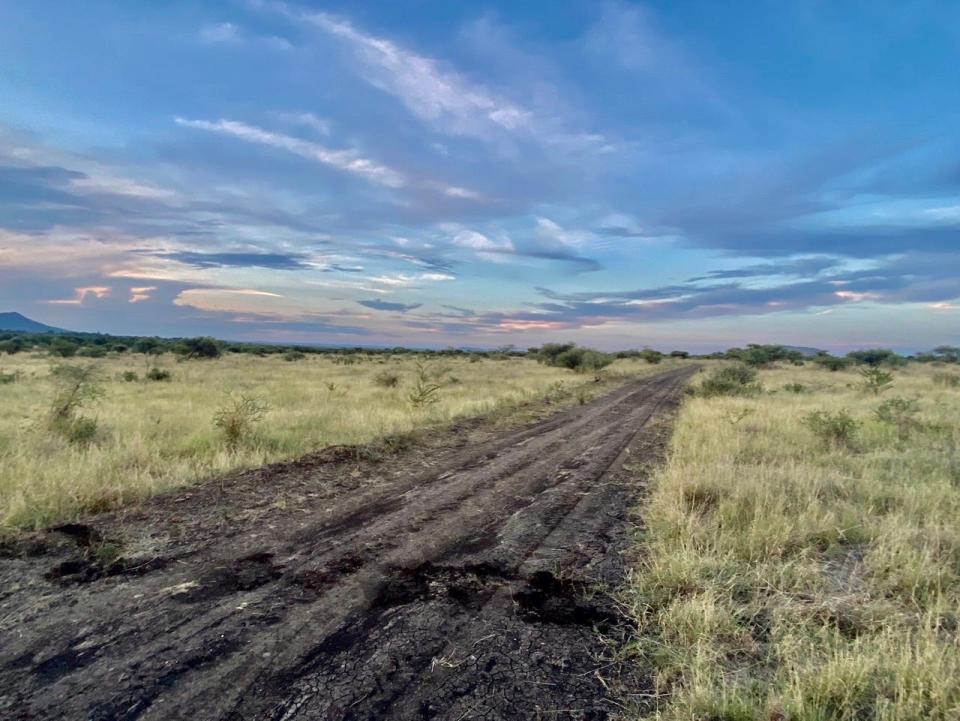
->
[[0, 352, 682, 530], [626, 364, 960, 720]]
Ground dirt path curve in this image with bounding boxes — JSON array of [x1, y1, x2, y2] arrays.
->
[[0, 366, 695, 721]]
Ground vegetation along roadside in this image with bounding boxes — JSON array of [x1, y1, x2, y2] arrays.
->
[[625, 362, 960, 719]]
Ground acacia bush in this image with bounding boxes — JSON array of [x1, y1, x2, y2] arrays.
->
[[408, 362, 443, 408], [213, 393, 268, 448], [47, 363, 104, 446], [373, 370, 401, 388], [532, 344, 614, 378], [176, 337, 222, 360], [690, 364, 760, 397], [859, 367, 894, 395], [146, 367, 172, 382], [802, 409, 859, 447], [874, 397, 921, 439], [813, 352, 851, 371]]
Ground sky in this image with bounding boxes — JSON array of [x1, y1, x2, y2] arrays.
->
[[0, 1, 958, 352]]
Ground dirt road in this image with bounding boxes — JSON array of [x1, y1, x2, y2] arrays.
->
[[0, 367, 694, 720]]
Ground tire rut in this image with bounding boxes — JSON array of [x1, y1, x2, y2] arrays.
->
[[0, 367, 695, 721]]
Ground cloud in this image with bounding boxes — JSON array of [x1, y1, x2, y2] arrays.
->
[[174, 117, 481, 200], [274, 111, 332, 136], [175, 117, 407, 188], [46, 286, 112, 305], [199, 21, 292, 50], [148, 250, 314, 271], [357, 299, 422, 313], [199, 22, 241, 43], [296, 10, 532, 140], [449, 225, 602, 271], [129, 286, 156, 303]]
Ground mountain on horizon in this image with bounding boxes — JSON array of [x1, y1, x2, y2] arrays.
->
[[0, 312, 66, 333]]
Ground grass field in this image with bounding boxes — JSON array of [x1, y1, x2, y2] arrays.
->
[[0, 351, 678, 530], [627, 363, 960, 720]]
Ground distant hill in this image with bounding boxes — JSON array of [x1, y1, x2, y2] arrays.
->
[[0, 312, 65, 333]]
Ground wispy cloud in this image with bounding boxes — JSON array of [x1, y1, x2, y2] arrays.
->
[[175, 117, 407, 188], [199, 21, 292, 50], [46, 286, 112, 305], [129, 286, 156, 303], [174, 116, 481, 200], [358, 298, 422, 313], [295, 10, 532, 140]]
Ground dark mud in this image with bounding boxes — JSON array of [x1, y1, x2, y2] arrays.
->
[[0, 367, 694, 720]]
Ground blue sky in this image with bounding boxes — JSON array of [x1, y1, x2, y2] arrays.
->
[[1, 0, 958, 351]]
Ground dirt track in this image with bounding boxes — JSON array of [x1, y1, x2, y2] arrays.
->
[[0, 367, 694, 720]]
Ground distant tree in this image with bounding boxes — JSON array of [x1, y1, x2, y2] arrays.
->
[[639, 348, 664, 364], [176, 337, 222, 360], [931, 346, 960, 363], [846, 348, 906, 367], [669, 350, 690, 358], [50, 338, 79, 358], [133, 337, 165, 355], [728, 344, 803, 368], [0, 337, 26, 354], [812, 352, 851, 372]]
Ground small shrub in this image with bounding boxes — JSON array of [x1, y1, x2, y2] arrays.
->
[[46, 363, 105, 446], [408, 361, 443, 408], [283, 351, 306, 362], [213, 394, 269, 448], [0, 370, 17, 384], [875, 397, 921, 439], [692, 364, 759, 397], [781, 382, 807, 394], [121, 370, 139, 382], [858, 367, 894, 395], [802, 409, 859, 447], [146, 367, 172, 382], [48, 363, 103, 427], [62, 416, 100, 447], [933, 373, 960, 388], [373, 371, 401, 388]]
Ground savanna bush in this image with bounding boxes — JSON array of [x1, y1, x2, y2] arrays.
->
[[933, 373, 960, 388], [283, 351, 305, 362], [690, 364, 760, 397], [408, 362, 443, 408], [213, 393, 269, 448], [0, 370, 18, 384], [372, 370, 400, 388], [802, 409, 859, 447], [47, 363, 104, 446], [121, 370, 139, 382], [874, 397, 921, 439], [146, 367, 172, 382], [859, 367, 894, 395]]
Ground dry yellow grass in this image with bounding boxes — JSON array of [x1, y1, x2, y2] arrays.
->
[[0, 351, 678, 530], [627, 363, 960, 720]]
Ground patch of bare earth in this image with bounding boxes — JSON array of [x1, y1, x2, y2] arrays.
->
[[0, 367, 694, 720]]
